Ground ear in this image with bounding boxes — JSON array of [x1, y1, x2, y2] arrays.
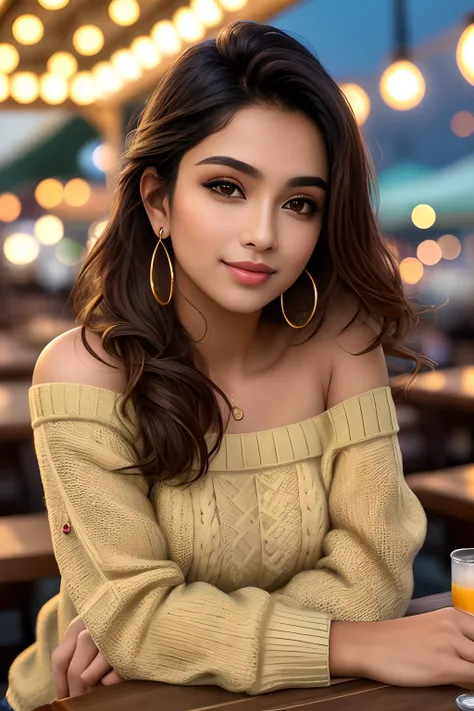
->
[[139, 167, 171, 238]]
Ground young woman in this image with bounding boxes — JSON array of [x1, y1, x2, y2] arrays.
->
[[5, 20, 474, 711]]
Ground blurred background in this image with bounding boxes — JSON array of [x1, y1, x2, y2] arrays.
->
[[0, 0, 473, 693]]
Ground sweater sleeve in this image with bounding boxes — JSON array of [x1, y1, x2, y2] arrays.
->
[[30, 383, 426, 696]]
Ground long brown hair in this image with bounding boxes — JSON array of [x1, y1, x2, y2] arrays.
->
[[72, 20, 430, 485]]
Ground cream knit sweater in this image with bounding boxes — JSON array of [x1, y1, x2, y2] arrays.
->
[[7, 383, 426, 711]]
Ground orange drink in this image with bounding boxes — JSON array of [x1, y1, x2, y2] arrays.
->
[[451, 549, 474, 616]]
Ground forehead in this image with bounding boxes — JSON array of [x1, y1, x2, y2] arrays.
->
[[183, 104, 328, 181]]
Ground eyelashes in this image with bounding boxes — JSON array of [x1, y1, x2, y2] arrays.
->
[[202, 178, 320, 216]]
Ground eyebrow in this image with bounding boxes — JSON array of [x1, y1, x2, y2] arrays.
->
[[195, 155, 328, 191]]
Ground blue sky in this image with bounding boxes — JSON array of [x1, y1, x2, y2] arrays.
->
[[270, 0, 474, 79]]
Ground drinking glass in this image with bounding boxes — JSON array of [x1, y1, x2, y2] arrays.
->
[[452, 549, 474, 709]]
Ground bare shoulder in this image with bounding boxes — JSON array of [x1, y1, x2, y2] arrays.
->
[[32, 326, 127, 394], [312, 294, 389, 409]]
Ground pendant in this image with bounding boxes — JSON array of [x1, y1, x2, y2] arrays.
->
[[232, 406, 244, 421]]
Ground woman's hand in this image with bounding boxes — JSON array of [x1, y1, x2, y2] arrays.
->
[[52, 618, 124, 699], [330, 607, 474, 688]]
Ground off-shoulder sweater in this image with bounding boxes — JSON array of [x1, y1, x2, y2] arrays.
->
[[7, 383, 427, 711]]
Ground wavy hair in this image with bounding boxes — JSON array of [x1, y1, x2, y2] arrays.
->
[[72, 20, 430, 485]]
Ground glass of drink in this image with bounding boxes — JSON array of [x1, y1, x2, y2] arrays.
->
[[452, 550, 474, 710], [452, 548, 474, 615]]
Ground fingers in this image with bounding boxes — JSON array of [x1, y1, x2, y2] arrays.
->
[[52, 618, 87, 700], [456, 609, 474, 643], [67, 630, 101, 697], [101, 670, 124, 686], [80, 650, 113, 688]]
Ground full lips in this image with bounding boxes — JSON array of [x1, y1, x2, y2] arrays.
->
[[223, 262, 273, 285]]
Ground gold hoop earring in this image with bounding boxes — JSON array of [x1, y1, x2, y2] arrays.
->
[[150, 227, 174, 306], [280, 269, 318, 329]]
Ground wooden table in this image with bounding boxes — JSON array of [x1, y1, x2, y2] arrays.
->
[[34, 593, 468, 711], [394, 366, 474, 413]]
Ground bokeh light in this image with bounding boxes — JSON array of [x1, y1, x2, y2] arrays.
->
[[73, 25, 104, 56], [173, 7, 205, 42], [0, 44, 19, 73], [34, 215, 64, 245], [69, 72, 97, 105], [12, 15, 44, 45], [340, 83, 371, 126], [438, 234, 462, 261], [10, 72, 39, 103], [63, 178, 91, 207], [35, 178, 64, 209], [0, 193, 21, 222], [55, 238, 84, 266], [3, 233, 40, 265], [92, 62, 123, 95], [400, 257, 424, 285], [92, 143, 118, 172], [416, 239, 442, 266], [0, 73, 8, 101], [39, 73, 68, 104], [190, 0, 223, 26], [108, 0, 140, 26], [47, 52, 78, 79], [218, 0, 248, 9], [456, 22, 474, 86], [411, 204, 436, 229], [38, 0, 70, 8], [151, 21, 182, 55], [111, 49, 142, 81], [379, 60, 425, 111], [130, 36, 161, 69], [451, 110, 474, 137]]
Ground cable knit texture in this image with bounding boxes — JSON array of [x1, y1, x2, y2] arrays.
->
[[7, 383, 426, 711]]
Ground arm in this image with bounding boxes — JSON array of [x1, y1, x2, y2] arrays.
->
[[31, 330, 333, 695]]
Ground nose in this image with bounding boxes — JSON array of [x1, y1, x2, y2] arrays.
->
[[241, 203, 277, 252]]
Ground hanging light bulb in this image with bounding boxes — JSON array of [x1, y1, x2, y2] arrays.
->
[[12, 14, 44, 45], [108, 0, 140, 26], [380, 59, 425, 110], [73, 25, 104, 56], [38, 0, 70, 8], [40, 73, 68, 104], [380, 0, 425, 111], [47, 51, 78, 79], [457, 15, 474, 86], [190, 0, 223, 27], [0, 73, 9, 102], [10, 72, 39, 103], [340, 83, 371, 125]]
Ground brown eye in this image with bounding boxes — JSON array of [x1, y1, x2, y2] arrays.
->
[[284, 197, 319, 215], [203, 179, 244, 198]]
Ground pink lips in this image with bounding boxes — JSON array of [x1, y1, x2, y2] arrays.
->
[[223, 261, 275, 286]]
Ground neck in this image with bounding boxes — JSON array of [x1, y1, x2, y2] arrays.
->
[[172, 264, 264, 381]]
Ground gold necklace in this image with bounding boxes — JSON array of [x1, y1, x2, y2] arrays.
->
[[229, 395, 244, 421]]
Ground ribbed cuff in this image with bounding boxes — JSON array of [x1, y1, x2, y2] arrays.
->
[[250, 598, 331, 694]]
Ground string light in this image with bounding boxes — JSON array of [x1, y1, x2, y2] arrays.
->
[[92, 62, 123, 95], [47, 52, 77, 79], [38, 0, 70, 8], [10, 72, 39, 103], [218, 0, 248, 9], [73, 25, 104, 56], [416, 239, 442, 266], [0, 44, 19, 73], [69, 72, 97, 105], [111, 49, 142, 81], [12, 15, 44, 45], [173, 7, 205, 42], [39, 73, 68, 104], [0, 73, 8, 102], [151, 21, 182, 55], [380, 60, 425, 110], [108, 0, 140, 26], [130, 36, 161, 69], [63, 178, 91, 207], [190, 0, 223, 26]]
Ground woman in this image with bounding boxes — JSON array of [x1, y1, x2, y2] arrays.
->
[[5, 20, 474, 711]]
